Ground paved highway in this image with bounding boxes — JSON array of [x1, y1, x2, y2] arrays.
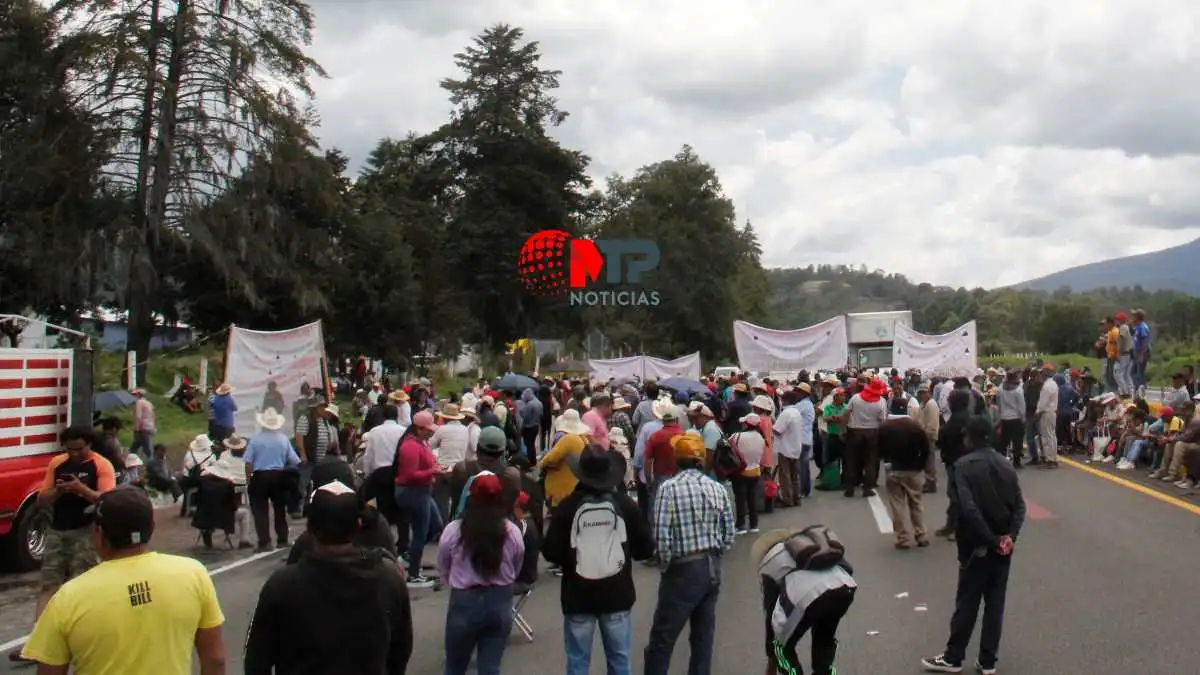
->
[[2, 457, 1198, 674]]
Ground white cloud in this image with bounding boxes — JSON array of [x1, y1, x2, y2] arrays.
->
[[305, 0, 1200, 288]]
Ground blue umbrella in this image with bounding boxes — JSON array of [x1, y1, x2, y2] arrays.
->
[[93, 389, 137, 413], [659, 377, 709, 397], [492, 373, 539, 391]]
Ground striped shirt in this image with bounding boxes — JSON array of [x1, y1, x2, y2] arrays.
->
[[295, 414, 336, 461], [652, 469, 735, 568]]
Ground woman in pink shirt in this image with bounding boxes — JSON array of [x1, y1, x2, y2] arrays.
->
[[437, 471, 524, 675], [394, 411, 442, 588], [582, 393, 613, 450]]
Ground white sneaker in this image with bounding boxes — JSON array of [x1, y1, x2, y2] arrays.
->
[[1161, 475, 1175, 481], [1116, 460, 1133, 470], [1102, 456, 1115, 463], [1175, 480, 1194, 489], [735, 529, 748, 536], [1091, 454, 1104, 462], [749, 528, 761, 534]]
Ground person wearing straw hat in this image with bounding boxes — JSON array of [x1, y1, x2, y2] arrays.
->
[[210, 383, 237, 442], [293, 400, 340, 517], [461, 402, 481, 457], [431, 403, 470, 524], [544, 445, 654, 674], [541, 410, 591, 508], [244, 408, 301, 552]]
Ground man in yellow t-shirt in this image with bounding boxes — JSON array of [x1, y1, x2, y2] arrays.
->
[[21, 486, 227, 675]]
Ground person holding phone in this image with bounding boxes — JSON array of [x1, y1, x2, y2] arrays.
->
[[9, 426, 116, 664]]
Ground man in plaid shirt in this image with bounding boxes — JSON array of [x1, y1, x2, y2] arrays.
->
[[644, 431, 735, 675]]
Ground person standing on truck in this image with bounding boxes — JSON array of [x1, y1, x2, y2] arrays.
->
[[9, 426, 116, 665], [130, 388, 156, 460]]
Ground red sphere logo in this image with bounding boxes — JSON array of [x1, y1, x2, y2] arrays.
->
[[517, 230, 570, 296]]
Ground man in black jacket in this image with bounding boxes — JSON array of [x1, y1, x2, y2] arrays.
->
[[245, 481, 412, 675], [879, 416, 931, 549], [922, 417, 1025, 675], [934, 390, 971, 540], [543, 446, 655, 673]]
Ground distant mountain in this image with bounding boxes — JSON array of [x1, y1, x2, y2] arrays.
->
[[1013, 237, 1200, 295]]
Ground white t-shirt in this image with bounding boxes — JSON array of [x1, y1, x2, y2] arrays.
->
[[731, 430, 766, 470], [362, 420, 406, 475]]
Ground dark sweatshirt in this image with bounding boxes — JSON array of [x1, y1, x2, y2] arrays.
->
[[938, 392, 972, 467], [542, 485, 654, 615], [244, 549, 412, 675], [878, 417, 930, 472], [951, 446, 1026, 554]]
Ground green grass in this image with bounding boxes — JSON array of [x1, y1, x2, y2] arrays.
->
[[980, 350, 1198, 389], [94, 346, 225, 455]]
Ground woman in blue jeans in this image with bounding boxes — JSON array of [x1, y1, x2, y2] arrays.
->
[[394, 411, 443, 588], [436, 471, 525, 675]]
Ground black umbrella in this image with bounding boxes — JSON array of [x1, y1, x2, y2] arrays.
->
[[93, 389, 137, 413], [492, 373, 539, 391]]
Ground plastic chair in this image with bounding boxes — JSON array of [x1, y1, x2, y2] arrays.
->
[[512, 584, 534, 642]]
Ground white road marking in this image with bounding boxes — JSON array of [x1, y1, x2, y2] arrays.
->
[[868, 493, 894, 534], [0, 548, 285, 653]]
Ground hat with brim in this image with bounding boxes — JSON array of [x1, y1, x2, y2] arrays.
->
[[215, 383, 232, 395], [797, 382, 812, 394], [223, 435, 248, 451], [461, 405, 479, 420], [324, 404, 341, 419], [388, 390, 410, 403], [256, 408, 286, 430], [189, 434, 214, 453], [555, 409, 590, 435], [566, 447, 625, 490], [613, 397, 631, 411], [438, 403, 465, 421]]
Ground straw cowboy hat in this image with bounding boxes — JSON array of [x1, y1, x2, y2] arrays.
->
[[555, 409, 590, 435], [613, 396, 631, 411], [438, 403, 465, 421], [223, 435, 248, 451], [387, 389, 410, 403], [751, 395, 774, 413], [256, 408, 286, 431], [189, 434, 214, 453], [461, 404, 479, 421], [215, 383, 232, 395]]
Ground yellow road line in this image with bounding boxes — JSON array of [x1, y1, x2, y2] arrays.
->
[[1058, 456, 1200, 517]]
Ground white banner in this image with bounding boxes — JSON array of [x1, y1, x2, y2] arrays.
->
[[892, 320, 978, 377], [224, 321, 327, 439], [644, 352, 702, 380], [733, 316, 849, 373], [588, 355, 645, 381]]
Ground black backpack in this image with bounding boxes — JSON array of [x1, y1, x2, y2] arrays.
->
[[783, 525, 847, 571], [712, 432, 744, 479]]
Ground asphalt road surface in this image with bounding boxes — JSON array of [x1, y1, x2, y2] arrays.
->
[[2, 457, 1198, 674]]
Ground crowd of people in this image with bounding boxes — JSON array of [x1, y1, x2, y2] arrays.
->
[[12, 333, 1199, 674]]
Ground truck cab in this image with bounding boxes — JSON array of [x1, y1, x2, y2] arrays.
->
[[0, 346, 93, 571], [846, 311, 913, 371]]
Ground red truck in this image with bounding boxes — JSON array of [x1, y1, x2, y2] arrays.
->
[[0, 346, 93, 571]]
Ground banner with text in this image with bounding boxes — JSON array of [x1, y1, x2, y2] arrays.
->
[[733, 316, 849, 373], [892, 320, 978, 378], [224, 321, 327, 439], [588, 355, 646, 382]]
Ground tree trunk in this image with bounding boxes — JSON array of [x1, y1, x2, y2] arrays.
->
[[125, 0, 189, 387]]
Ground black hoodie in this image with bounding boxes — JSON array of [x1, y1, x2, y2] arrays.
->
[[244, 548, 412, 675]]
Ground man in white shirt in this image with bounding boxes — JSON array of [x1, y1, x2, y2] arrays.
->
[[772, 390, 805, 507], [362, 405, 406, 476], [430, 403, 470, 523], [1035, 368, 1060, 468]]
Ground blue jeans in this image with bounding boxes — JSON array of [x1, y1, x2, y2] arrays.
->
[[564, 611, 632, 675], [1131, 350, 1150, 388], [444, 585, 513, 675], [1024, 418, 1041, 461], [799, 444, 813, 496], [394, 486, 441, 576], [1126, 439, 1147, 464], [644, 553, 721, 675]]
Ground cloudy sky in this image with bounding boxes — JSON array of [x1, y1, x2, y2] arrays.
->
[[305, 0, 1200, 289]]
